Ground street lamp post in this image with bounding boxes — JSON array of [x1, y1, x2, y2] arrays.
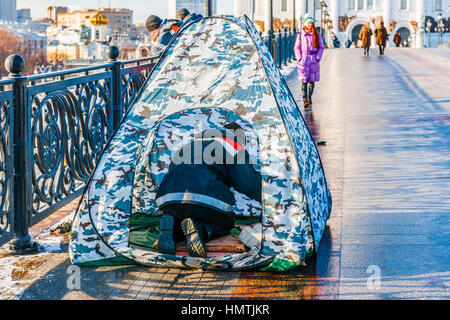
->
[[292, 0, 296, 32], [324, 11, 329, 47], [418, 11, 425, 48], [328, 19, 333, 47], [265, 0, 275, 58], [320, 2, 324, 39], [251, 0, 255, 22], [205, 0, 212, 17], [320, 1, 328, 41], [436, 12, 444, 46], [426, 18, 432, 47]]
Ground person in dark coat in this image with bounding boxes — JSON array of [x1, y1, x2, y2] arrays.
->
[[155, 129, 262, 257], [331, 33, 340, 48], [374, 21, 389, 55], [343, 37, 351, 48], [359, 23, 373, 56], [176, 8, 190, 21], [182, 12, 203, 25], [146, 15, 182, 56], [393, 31, 401, 47]]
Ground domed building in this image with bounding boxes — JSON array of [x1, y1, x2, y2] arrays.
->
[[90, 10, 109, 43], [78, 10, 111, 60], [234, 0, 450, 48]]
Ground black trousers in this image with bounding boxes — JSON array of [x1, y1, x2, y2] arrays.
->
[[161, 203, 234, 242], [378, 44, 385, 55], [302, 82, 315, 100]]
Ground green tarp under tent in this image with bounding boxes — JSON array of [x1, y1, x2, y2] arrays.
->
[[69, 16, 332, 272]]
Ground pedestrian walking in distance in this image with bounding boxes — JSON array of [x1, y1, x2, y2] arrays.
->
[[393, 31, 401, 47], [374, 21, 389, 55], [359, 23, 373, 56], [294, 14, 324, 109]]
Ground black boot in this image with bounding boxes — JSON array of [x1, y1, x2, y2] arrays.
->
[[302, 82, 309, 108], [201, 222, 230, 242], [158, 214, 176, 254], [181, 218, 207, 257], [307, 82, 315, 107]]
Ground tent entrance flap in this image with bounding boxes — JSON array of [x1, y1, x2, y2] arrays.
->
[[128, 212, 261, 256]]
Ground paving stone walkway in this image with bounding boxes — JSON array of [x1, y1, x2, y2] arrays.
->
[[1, 48, 449, 300]]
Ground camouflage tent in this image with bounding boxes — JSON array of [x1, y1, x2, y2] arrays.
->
[[69, 16, 332, 272]]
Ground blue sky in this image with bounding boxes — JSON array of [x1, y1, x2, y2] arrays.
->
[[18, 0, 234, 24]]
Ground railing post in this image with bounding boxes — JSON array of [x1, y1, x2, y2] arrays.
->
[[283, 28, 288, 66], [269, 29, 275, 59], [107, 46, 123, 131], [286, 28, 291, 63], [6, 54, 38, 253], [276, 30, 282, 68], [281, 29, 285, 66], [293, 28, 297, 60], [293, 29, 296, 60]]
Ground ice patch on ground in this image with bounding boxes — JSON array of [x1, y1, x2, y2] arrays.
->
[[0, 256, 24, 299], [0, 235, 64, 300]]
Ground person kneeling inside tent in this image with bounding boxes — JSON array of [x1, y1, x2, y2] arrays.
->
[[155, 129, 262, 257]]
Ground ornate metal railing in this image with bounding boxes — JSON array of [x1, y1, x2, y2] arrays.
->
[[0, 47, 157, 248], [262, 28, 299, 69], [0, 79, 14, 245], [28, 64, 114, 222]]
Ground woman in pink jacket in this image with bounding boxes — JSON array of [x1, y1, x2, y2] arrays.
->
[[294, 15, 325, 109]]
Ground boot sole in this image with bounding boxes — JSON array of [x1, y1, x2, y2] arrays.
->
[[158, 215, 176, 255], [181, 218, 206, 258]]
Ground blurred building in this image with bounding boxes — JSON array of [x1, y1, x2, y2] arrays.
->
[[0, 22, 46, 56], [235, 0, 450, 48], [0, 0, 16, 21], [46, 6, 68, 24], [168, 0, 217, 18], [16, 8, 31, 23], [57, 8, 133, 36], [16, 30, 46, 55]]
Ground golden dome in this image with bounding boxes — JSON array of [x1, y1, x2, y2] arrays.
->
[[91, 11, 108, 25]]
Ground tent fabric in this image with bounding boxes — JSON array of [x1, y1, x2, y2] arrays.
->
[[128, 213, 261, 252], [131, 107, 263, 219], [69, 16, 331, 271]]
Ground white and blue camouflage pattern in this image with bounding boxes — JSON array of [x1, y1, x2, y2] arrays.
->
[[69, 16, 331, 270]]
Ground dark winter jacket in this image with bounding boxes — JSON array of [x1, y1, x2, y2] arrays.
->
[[374, 26, 388, 46], [150, 19, 182, 56], [155, 134, 262, 217], [359, 25, 373, 48], [393, 32, 401, 46], [182, 13, 203, 26]]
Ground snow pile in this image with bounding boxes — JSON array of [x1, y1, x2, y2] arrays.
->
[[0, 256, 24, 299], [0, 235, 64, 300], [0, 207, 75, 299]]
